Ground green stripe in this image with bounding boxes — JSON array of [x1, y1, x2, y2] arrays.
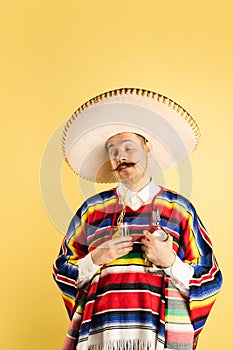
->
[[166, 308, 190, 317]]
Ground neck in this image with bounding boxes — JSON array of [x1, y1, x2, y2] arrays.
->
[[121, 174, 151, 192]]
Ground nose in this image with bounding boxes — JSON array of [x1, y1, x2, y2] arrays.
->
[[116, 151, 127, 162]]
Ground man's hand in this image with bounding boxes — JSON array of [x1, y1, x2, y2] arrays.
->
[[91, 236, 133, 266], [141, 230, 176, 268]]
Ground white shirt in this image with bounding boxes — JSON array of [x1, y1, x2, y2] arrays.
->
[[78, 181, 194, 296]]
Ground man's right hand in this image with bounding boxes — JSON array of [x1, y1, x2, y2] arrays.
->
[[91, 236, 133, 266]]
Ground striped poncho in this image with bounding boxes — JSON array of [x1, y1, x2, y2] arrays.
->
[[53, 187, 222, 350]]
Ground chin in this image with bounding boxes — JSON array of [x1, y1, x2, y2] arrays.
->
[[121, 174, 142, 183], [118, 168, 144, 182]]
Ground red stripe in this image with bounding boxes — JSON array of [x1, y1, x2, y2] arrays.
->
[[98, 270, 163, 287], [166, 329, 194, 343], [191, 301, 215, 318], [82, 291, 161, 321], [56, 274, 77, 287], [190, 260, 218, 286]]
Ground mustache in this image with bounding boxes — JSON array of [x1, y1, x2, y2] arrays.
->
[[112, 161, 138, 172]]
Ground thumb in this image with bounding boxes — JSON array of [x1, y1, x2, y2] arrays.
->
[[167, 234, 174, 245], [143, 230, 152, 239]]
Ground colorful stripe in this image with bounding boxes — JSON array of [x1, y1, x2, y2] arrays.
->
[[53, 187, 222, 349]]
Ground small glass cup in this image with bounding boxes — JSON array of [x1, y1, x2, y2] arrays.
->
[[120, 222, 129, 236]]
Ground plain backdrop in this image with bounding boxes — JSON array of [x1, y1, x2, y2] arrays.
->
[[1, 1, 232, 349]]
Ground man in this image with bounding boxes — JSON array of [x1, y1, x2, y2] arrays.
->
[[92, 132, 176, 271], [53, 88, 222, 350]]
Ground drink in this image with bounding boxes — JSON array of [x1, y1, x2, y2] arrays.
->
[[145, 209, 168, 273], [150, 226, 168, 241], [149, 209, 168, 241], [120, 222, 129, 236]]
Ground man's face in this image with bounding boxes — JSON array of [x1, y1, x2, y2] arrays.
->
[[106, 132, 150, 183]]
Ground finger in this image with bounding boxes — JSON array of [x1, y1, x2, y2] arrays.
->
[[118, 241, 134, 249], [168, 234, 173, 241], [164, 234, 173, 245], [143, 230, 153, 240], [141, 238, 151, 246], [141, 244, 146, 251], [116, 246, 133, 257], [112, 236, 133, 243], [141, 238, 147, 245], [141, 242, 150, 250], [109, 240, 133, 250]]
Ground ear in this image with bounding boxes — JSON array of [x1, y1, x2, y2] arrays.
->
[[144, 140, 152, 153]]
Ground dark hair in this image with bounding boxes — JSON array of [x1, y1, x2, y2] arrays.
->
[[135, 133, 148, 144]]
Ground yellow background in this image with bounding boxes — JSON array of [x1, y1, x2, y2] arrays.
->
[[1, 1, 232, 349]]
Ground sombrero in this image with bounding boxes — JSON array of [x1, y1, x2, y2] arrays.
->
[[62, 88, 200, 183]]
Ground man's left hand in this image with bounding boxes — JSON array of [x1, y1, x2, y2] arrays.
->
[[141, 230, 176, 268]]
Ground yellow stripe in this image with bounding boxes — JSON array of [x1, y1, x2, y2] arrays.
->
[[190, 293, 218, 309], [165, 315, 191, 323], [62, 293, 75, 306], [89, 232, 111, 248], [156, 198, 190, 219], [183, 258, 199, 265], [107, 257, 145, 266], [188, 228, 201, 258], [67, 255, 79, 266], [84, 197, 117, 219], [157, 198, 201, 259]]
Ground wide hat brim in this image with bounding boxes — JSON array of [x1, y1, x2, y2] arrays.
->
[[62, 88, 200, 183]]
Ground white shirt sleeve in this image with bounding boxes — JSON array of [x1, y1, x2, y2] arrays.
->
[[163, 255, 194, 297], [77, 253, 102, 285]]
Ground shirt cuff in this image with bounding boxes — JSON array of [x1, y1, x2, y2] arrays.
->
[[78, 252, 101, 283], [163, 255, 194, 296]]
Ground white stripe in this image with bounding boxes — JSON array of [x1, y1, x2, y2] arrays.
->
[[95, 289, 161, 299], [101, 265, 150, 275], [55, 273, 77, 286], [92, 307, 160, 317]]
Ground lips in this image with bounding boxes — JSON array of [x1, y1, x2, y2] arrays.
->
[[119, 164, 130, 170]]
